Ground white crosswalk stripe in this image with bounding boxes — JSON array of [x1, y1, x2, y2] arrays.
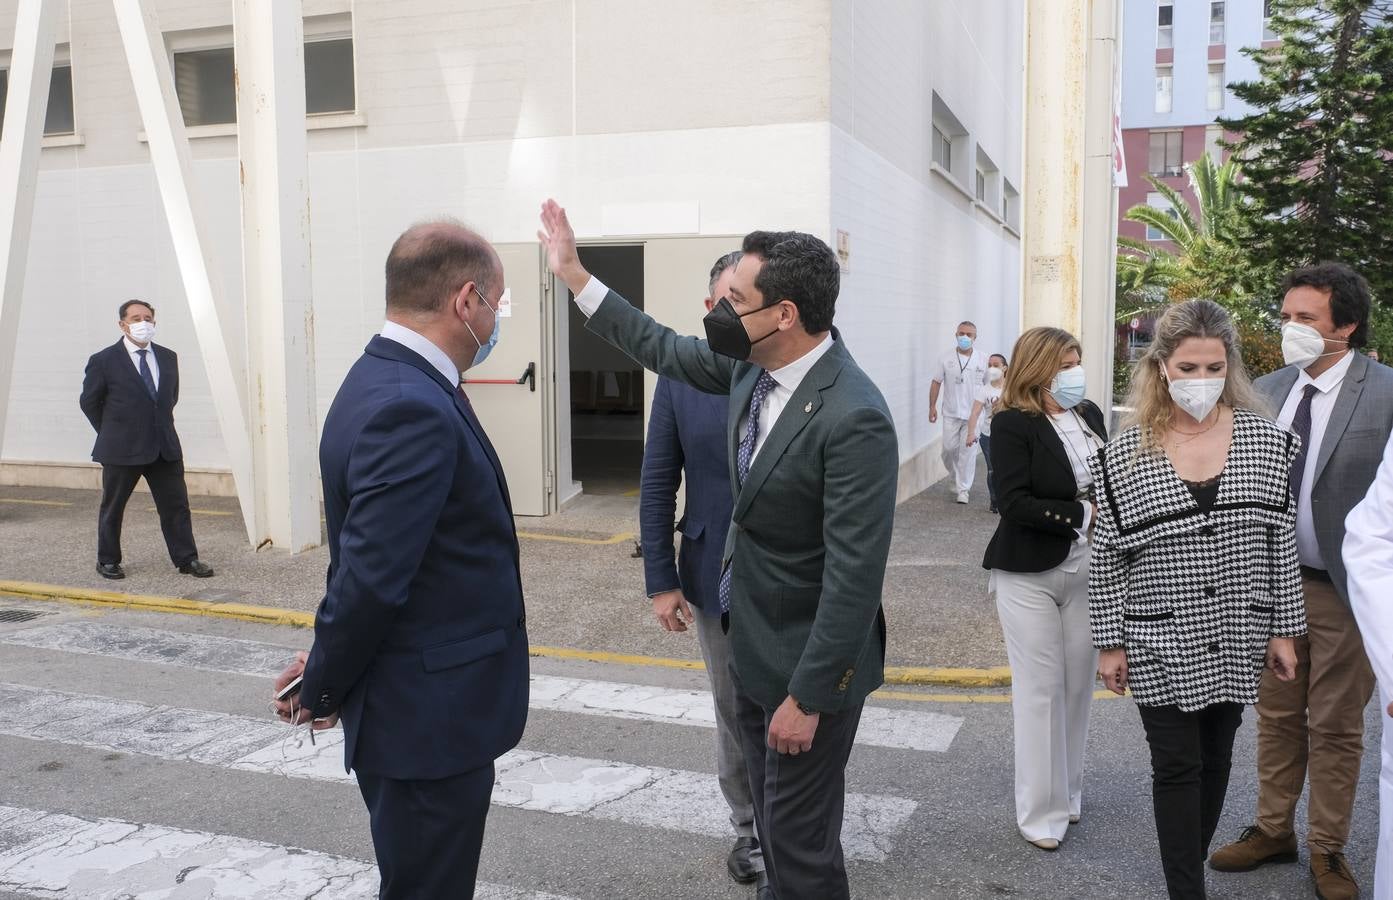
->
[[0, 613, 943, 897], [0, 804, 573, 900], [0, 682, 917, 861], [1, 620, 962, 753]]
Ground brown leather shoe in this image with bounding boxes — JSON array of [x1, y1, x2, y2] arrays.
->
[[1208, 825, 1299, 872], [1311, 851, 1359, 900]]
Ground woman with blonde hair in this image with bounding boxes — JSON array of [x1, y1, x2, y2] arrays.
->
[[1088, 298, 1303, 899], [982, 327, 1107, 851]]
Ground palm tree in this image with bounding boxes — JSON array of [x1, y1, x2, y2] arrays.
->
[[1116, 153, 1275, 327]]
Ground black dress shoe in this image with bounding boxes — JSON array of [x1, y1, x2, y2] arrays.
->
[[177, 559, 214, 578], [755, 869, 775, 900], [96, 562, 125, 580], [727, 836, 760, 884]]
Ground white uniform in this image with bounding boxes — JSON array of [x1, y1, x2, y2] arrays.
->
[[1344, 432, 1393, 900], [937, 349, 989, 494]]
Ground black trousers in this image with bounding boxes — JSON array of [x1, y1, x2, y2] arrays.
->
[[1137, 702, 1245, 900], [732, 663, 864, 900], [98, 458, 198, 567], [356, 762, 495, 899]]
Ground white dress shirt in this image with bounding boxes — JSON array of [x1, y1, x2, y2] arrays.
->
[[1275, 350, 1355, 568], [740, 332, 834, 463], [573, 275, 834, 463], [380, 320, 459, 387], [1343, 432, 1393, 900], [123, 336, 160, 391], [1048, 409, 1102, 572]]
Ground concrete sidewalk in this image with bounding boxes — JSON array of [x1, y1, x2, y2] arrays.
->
[[0, 466, 1008, 670]]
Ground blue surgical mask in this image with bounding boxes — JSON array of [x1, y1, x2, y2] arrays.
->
[[957, 335, 974, 351], [1049, 366, 1087, 410], [465, 287, 502, 369]]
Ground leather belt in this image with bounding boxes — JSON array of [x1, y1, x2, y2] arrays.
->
[[1300, 565, 1331, 582]]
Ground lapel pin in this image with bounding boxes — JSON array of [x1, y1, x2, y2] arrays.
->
[[804, 402, 813, 413]]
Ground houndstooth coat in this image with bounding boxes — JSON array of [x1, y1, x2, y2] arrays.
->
[[1087, 409, 1307, 711]]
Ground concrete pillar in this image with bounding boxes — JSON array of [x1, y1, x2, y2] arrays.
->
[[234, 0, 321, 552], [113, 0, 258, 543], [1022, 0, 1121, 409], [0, 0, 59, 463]]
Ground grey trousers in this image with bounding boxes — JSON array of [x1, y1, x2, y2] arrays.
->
[[732, 661, 863, 900], [695, 614, 762, 864]]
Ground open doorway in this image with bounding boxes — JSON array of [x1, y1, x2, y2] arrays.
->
[[568, 245, 644, 494]]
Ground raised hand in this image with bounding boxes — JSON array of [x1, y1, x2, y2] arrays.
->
[[538, 199, 588, 293]]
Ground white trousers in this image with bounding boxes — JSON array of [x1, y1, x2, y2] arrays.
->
[[941, 416, 977, 493], [993, 554, 1098, 842], [1377, 683, 1392, 900]]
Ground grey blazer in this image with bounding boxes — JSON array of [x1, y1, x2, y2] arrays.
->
[[1255, 352, 1393, 602], [585, 291, 899, 713]]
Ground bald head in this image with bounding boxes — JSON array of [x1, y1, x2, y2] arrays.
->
[[385, 220, 500, 315]]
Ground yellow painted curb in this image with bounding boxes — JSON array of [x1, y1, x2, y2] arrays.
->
[[0, 580, 315, 628], [885, 665, 1013, 688], [527, 645, 706, 671], [0, 580, 1018, 688], [515, 530, 636, 546]]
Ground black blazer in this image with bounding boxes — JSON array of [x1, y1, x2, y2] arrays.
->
[[982, 400, 1108, 573], [79, 340, 182, 466]]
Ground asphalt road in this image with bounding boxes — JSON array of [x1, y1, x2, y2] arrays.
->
[[0, 466, 1010, 671], [0, 598, 1381, 899]]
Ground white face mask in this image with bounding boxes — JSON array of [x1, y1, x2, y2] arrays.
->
[[127, 321, 156, 344], [987, 366, 1004, 383], [1049, 366, 1087, 410], [1163, 368, 1225, 423], [1281, 322, 1347, 369]]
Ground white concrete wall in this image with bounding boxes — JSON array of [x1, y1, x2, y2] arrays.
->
[[0, 0, 832, 473], [2, 0, 1025, 505], [829, 0, 1024, 499]]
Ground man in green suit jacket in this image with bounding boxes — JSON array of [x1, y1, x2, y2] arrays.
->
[[540, 200, 898, 900]]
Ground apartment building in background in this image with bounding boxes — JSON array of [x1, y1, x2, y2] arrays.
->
[[0, 0, 1025, 511], [1118, 0, 1280, 248]]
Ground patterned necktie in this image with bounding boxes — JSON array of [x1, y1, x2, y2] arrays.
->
[[136, 349, 157, 400], [1289, 384, 1318, 502], [718, 371, 778, 613]]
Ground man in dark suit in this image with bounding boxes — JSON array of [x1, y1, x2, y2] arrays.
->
[[641, 250, 766, 891], [272, 221, 529, 898], [542, 200, 898, 900], [1211, 262, 1393, 900], [79, 299, 213, 580]]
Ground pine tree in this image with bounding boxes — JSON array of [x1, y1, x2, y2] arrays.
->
[[1222, 0, 1393, 304]]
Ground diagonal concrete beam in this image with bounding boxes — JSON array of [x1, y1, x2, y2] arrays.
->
[[112, 0, 257, 543], [0, 0, 59, 466]]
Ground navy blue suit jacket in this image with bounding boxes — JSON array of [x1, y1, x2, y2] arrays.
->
[[79, 341, 182, 465], [299, 335, 529, 780], [640, 376, 732, 614]]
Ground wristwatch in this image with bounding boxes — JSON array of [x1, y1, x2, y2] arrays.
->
[[795, 700, 819, 716]]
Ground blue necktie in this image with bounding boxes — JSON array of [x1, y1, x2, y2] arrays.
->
[[137, 349, 157, 400], [717, 371, 778, 613], [1289, 384, 1318, 502]]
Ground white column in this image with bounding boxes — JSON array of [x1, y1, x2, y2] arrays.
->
[[112, 0, 257, 543], [0, 0, 58, 462], [1022, 0, 1120, 410], [234, 0, 321, 552]]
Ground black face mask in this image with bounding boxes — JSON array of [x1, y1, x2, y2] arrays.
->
[[702, 297, 780, 360]]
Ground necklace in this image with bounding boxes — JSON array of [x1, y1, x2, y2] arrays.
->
[[1166, 408, 1223, 446]]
